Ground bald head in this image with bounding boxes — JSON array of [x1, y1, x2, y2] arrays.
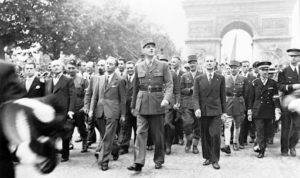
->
[[51, 60, 64, 74]]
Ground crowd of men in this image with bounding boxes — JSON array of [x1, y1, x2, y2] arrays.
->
[[2, 39, 300, 175]]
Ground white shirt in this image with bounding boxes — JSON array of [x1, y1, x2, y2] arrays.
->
[[128, 73, 135, 82], [261, 77, 268, 85], [206, 71, 214, 81], [26, 75, 35, 91], [242, 72, 249, 78], [53, 73, 63, 86], [290, 64, 299, 74], [106, 73, 114, 83], [145, 58, 153, 67], [190, 71, 197, 79], [231, 74, 237, 83], [176, 69, 180, 77]]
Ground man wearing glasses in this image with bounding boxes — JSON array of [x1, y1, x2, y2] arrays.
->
[[278, 48, 300, 157]]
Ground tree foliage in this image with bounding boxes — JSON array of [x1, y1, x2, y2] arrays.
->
[[0, 0, 178, 62]]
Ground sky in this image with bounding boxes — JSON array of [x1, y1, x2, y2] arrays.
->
[[124, 0, 300, 62]]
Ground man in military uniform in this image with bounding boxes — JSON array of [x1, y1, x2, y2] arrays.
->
[[180, 55, 202, 154], [221, 61, 248, 154], [67, 60, 89, 153], [277, 48, 300, 157], [158, 56, 180, 155], [248, 61, 280, 158], [127, 39, 173, 172]]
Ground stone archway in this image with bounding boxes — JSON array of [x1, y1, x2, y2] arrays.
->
[[182, 0, 298, 65]]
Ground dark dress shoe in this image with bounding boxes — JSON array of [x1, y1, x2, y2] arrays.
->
[[290, 147, 297, 157], [212, 162, 220, 169], [127, 164, 142, 172], [185, 140, 192, 152], [192, 146, 199, 154], [221, 145, 231, 154], [281, 152, 289, 156], [75, 137, 82, 142], [257, 152, 264, 158], [147, 145, 153, 150], [69, 143, 74, 150], [173, 138, 179, 144], [95, 152, 99, 159], [203, 159, 211, 166], [166, 148, 171, 155], [119, 149, 129, 155], [87, 141, 96, 146], [239, 144, 245, 149], [155, 163, 162, 169], [233, 143, 239, 151], [113, 155, 119, 161], [101, 165, 108, 171], [61, 158, 69, 162], [178, 139, 184, 145], [81, 146, 88, 153]]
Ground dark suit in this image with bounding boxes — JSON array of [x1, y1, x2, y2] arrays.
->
[[118, 74, 137, 150], [45, 74, 76, 159], [193, 72, 226, 163], [248, 78, 280, 153], [174, 70, 185, 143], [180, 71, 202, 145], [23, 77, 45, 98], [277, 65, 300, 154], [90, 73, 126, 166], [0, 61, 26, 178], [131, 59, 173, 166]]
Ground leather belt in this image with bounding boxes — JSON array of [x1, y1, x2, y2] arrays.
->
[[139, 85, 163, 93], [226, 93, 242, 97]]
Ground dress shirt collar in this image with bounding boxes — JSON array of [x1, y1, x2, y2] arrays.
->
[[190, 70, 197, 78], [260, 76, 268, 85], [206, 70, 214, 80], [53, 72, 63, 79], [106, 72, 115, 83], [231, 74, 237, 82], [128, 73, 135, 82], [26, 75, 35, 81], [290, 64, 299, 73], [242, 72, 249, 78]]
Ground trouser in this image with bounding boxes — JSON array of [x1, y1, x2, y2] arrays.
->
[[269, 117, 279, 141], [134, 114, 164, 166], [71, 110, 88, 148], [95, 118, 107, 152], [201, 116, 221, 163], [62, 137, 71, 159], [240, 112, 256, 144], [164, 109, 175, 149], [118, 111, 137, 149], [0, 145, 15, 178], [87, 115, 97, 143], [281, 110, 300, 153], [174, 109, 184, 142], [182, 108, 200, 145], [224, 114, 245, 145], [254, 118, 273, 153], [98, 117, 118, 166]]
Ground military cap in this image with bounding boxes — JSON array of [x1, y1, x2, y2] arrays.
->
[[257, 61, 272, 69], [68, 59, 77, 66], [252, 61, 260, 68], [158, 54, 168, 62], [268, 67, 277, 74], [187, 55, 197, 63], [229, 60, 240, 67], [287, 48, 300, 56], [140, 38, 155, 49]]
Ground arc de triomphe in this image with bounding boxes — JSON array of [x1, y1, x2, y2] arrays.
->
[[182, 0, 298, 64]]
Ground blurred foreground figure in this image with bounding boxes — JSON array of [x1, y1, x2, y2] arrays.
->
[[0, 61, 64, 178]]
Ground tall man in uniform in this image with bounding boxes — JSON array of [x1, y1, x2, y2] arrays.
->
[[118, 61, 137, 155], [248, 61, 280, 158], [180, 55, 202, 154], [221, 61, 248, 154], [277, 48, 300, 157], [23, 62, 45, 98], [127, 39, 173, 172], [193, 55, 226, 170]]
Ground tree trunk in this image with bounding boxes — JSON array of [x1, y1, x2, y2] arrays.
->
[[0, 38, 5, 60]]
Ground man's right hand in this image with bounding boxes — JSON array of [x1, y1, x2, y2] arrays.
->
[[83, 108, 89, 114], [88, 111, 93, 118], [131, 109, 137, 117], [195, 109, 201, 118]]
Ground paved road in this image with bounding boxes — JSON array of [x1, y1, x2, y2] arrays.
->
[[16, 132, 300, 178]]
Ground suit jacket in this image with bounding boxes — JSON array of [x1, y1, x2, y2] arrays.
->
[[166, 71, 180, 109], [225, 74, 248, 116], [90, 73, 126, 119], [131, 59, 173, 115], [84, 74, 100, 110], [245, 73, 256, 109], [193, 72, 226, 116], [248, 78, 280, 119], [277, 65, 300, 96], [45, 75, 76, 115], [23, 77, 45, 98], [124, 74, 134, 113], [180, 71, 202, 109], [0, 61, 26, 178]]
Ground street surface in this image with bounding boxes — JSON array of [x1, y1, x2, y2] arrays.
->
[[16, 132, 300, 178]]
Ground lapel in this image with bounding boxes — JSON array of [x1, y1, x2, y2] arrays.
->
[[227, 75, 234, 86], [141, 60, 148, 73], [149, 59, 158, 73], [261, 78, 270, 93], [287, 66, 298, 80], [53, 75, 67, 93], [98, 75, 105, 98], [105, 73, 118, 92], [126, 74, 134, 89], [28, 77, 38, 92], [46, 79, 53, 94], [200, 74, 210, 90]]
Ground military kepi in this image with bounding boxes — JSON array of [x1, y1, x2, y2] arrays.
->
[[158, 54, 168, 62], [188, 55, 197, 63], [287, 48, 300, 56], [68, 59, 77, 66], [140, 38, 155, 49], [257, 61, 272, 69], [229, 60, 240, 67]]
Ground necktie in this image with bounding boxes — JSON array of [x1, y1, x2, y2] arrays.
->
[[120, 72, 123, 77], [208, 73, 212, 85], [128, 76, 131, 82], [106, 76, 109, 87]]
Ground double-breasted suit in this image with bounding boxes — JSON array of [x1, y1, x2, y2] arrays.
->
[[248, 78, 280, 153], [45, 74, 76, 159], [180, 71, 202, 146], [90, 73, 126, 166], [23, 77, 45, 98], [277, 65, 300, 154], [193, 72, 226, 163], [131, 59, 173, 166]]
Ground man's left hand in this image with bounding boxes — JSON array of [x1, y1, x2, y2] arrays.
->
[[120, 115, 125, 123], [161, 99, 169, 107], [221, 113, 227, 123], [67, 111, 74, 119]]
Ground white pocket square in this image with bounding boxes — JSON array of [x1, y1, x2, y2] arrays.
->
[[35, 85, 40, 89], [112, 85, 117, 87], [268, 87, 274, 89]]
